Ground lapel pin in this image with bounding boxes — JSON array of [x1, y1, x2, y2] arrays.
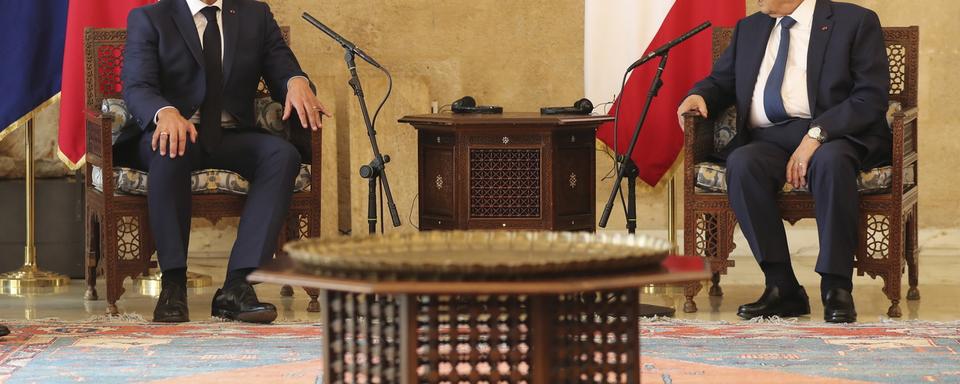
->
[[821, 25, 829, 31], [229, 9, 236, 14]]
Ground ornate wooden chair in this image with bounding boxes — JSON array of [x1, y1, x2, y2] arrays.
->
[[682, 27, 920, 317], [83, 27, 322, 314]]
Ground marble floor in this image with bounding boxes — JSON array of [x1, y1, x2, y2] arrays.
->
[[0, 228, 957, 323]]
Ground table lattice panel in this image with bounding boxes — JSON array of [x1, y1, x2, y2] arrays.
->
[[326, 292, 402, 384], [469, 149, 541, 218], [552, 290, 640, 384], [416, 295, 531, 384]]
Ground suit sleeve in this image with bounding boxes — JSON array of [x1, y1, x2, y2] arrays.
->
[[812, 10, 889, 139], [260, 2, 309, 103], [121, 8, 174, 131], [687, 20, 741, 115]]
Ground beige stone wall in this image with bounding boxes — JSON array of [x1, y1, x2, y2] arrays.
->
[[1, 0, 956, 237]]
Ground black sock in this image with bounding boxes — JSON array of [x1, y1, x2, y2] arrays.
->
[[760, 262, 801, 294], [224, 268, 255, 289], [820, 273, 853, 301], [161, 267, 187, 288]]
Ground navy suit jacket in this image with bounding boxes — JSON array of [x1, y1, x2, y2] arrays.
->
[[690, 0, 891, 168], [120, 0, 306, 141]]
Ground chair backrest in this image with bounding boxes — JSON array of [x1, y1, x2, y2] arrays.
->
[[83, 27, 291, 112], [712, 25, 919, 109]]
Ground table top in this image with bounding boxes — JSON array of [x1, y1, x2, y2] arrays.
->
[[399, 112, 614, 127], [249, 255, 709, 295]]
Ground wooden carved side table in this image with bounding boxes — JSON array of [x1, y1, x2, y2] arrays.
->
[[249, 231, 709, 384]]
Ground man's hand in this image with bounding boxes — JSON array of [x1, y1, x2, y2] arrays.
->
[[283, 77, 331, 131], [153, 108, 197, 158], [677, 94, 708, 131], [786, 136, 822, 189]]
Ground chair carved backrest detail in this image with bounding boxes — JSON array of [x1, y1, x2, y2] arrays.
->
[[83, 27, 292, 112], [710, 26, 919, 109]]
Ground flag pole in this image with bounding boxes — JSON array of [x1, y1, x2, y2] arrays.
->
[[0, 118, 70, 295]]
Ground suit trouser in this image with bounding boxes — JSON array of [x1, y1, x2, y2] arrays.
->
[[725, 119, 865, 278], [137, 129, 301, 273]]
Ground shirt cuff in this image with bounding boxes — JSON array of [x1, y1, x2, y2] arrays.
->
[[154, 106, 177, 125], [287, 76, 308, 89]]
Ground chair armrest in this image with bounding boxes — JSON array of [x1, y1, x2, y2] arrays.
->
[[890, 106, 919, 196], [84, 109, 117, 196], [682, 111, 714, 195]]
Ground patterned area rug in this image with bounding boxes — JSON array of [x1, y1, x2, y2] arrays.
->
[[0, 318, 957, 383]]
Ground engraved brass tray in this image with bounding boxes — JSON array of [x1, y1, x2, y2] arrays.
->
[[285, 230, 672, 280]]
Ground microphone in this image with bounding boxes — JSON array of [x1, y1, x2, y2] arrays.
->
[[302, 12, 383, 69], [626, 21, 711, 71]]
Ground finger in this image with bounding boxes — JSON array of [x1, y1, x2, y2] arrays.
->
[[799, 164, 808, 188], [794, 163, 803, 189], [168, 128, 179, 158], [698, 101, 709, 118], [158, 131, 168, 156], [317, 103, 332, 117], [152, 130, 160, 151], [188, 124, 198, 143], [177, 124, 187, 156], [310, 106, 322, 130], [282, 98, 292, 121], [786, 159, 795, 186], [296, 102, 308, 129]]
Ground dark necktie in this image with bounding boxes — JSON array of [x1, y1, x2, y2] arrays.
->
[[199, 6, 222, 152], [763, 16, 797, 124]]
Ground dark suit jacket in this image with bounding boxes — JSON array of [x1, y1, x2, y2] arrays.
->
[[689, 0, 891, 168], [120, 0, 306, 145]]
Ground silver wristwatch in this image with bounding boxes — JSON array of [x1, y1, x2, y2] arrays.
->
[[807, 125, 827, 143]]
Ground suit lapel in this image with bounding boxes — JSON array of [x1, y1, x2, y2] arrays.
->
[[806, 0, 834, 114], [171, 0, 205, 67], [221, 0, 240, 87]]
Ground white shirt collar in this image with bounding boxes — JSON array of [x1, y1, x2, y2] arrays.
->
[[779, 0, 816, 28], [186, 0, 223, 17]]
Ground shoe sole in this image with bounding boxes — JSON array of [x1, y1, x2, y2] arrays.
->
[[824, 315, 857, 323], [737, 309, 811, 320], [212, 309, 277, 324], [152, 316, 189, 323]]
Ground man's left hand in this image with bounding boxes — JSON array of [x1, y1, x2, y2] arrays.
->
[[283, 77, 331, 131], [786, 136, 821, 189]]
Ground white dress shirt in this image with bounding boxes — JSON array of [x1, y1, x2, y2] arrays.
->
[[749, 0, 815, 128], [154, 0, 306, 127]]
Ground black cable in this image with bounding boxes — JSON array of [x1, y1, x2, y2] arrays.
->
[[371, 67, 392, 132], [407, 193, 419, 230], [611, 69, 632, 215]]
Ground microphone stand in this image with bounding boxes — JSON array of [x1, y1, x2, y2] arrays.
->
[[342, 50, 402, 234], [598, 52, 676, 317]]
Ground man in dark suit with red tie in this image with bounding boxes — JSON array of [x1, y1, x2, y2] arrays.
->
[[678, 0, 891, 323], [122, 0, 330, 323]]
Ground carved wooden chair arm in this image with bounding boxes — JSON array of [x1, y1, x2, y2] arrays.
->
[[889, 106, 919, 193]]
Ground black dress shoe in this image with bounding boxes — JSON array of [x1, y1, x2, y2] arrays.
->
[[737, 285, 811, 319], [0, 324, 9, 337], [824, 288, 857, 323], [211, 282, 277, 324], [153, 283, 189, 323]]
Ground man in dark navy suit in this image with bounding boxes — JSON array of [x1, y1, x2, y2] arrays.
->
[[122, 0, 330, 323], [678, 0, 891, 323]]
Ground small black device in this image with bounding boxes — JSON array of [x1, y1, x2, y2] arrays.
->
[[540, 98, 594, 115], [451, 96, 503, 114]]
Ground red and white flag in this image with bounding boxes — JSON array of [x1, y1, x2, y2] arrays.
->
[[586, 0, 744, 186], [58, 0, 154, 169]]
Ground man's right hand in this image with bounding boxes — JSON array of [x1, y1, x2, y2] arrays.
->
[[153, 108, 198, 158], [676, 94, 708, 131]]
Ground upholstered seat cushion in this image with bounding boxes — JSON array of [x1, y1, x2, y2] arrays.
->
[[91, 164, 312, 195], [694, 162, 915, 194]]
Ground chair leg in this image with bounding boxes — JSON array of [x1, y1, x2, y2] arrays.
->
[[905, 207, 920, 301], [84, 212, 100, 301], [280, 285, 294, 297], [683, 282, 703, 313], [884, 216, 904, 318], [708, 272, 723, 297], [103, 219, 122, 315], [304, 287, 320, 312]]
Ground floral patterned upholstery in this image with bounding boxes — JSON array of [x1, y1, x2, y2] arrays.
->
[[698, 101, 908, 194], [95, 97, 307, 195], [91, 164, 312, 195], [694, 162, 915, 194]]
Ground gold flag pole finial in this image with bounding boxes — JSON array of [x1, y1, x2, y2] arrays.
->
[[0, 118, 70, 295]]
